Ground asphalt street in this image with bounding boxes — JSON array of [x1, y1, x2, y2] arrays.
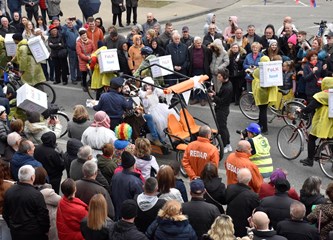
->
[[50, 0, 333, 192]]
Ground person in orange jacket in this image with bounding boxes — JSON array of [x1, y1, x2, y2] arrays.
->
[[182, 125, 219, 180], [224, 140, 263, 193]]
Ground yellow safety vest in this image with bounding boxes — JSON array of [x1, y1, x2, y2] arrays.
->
[[249, 134, 273, 176]]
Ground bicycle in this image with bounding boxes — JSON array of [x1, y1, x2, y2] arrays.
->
[[277, 112, 333, 179], [0, 66, 56, 104], [239, 89, 310, 127], [308, 20, 333, 45], [41, 104, 70, 138]]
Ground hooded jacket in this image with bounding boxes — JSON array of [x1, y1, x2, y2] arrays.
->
[[135, 193, 166, 233], [11, 152, 42, 181], [128, 35, 144, 71], [300, 189, 327, 215], [34, 132, 64, 179], [24, 121, 62, 145], [64, 138, 83, 177], [203, 177, 226, 213], [203, 13, 222, 35], [109, 220, 148, 240], [97, 154, 117, 184]]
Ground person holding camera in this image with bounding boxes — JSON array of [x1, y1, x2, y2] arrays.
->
[[241, 122, 273, 178], [208, 68, 233, 154]]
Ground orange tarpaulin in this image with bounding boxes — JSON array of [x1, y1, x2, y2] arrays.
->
[[163, 75, 209, 94]]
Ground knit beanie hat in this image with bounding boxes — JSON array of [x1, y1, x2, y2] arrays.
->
[[115, 123, 132, 140], [288, 34, 297, 45], [121, 151, 135, 169], [121, 199, 138, 219], [213, 39, 223, 48], [78, 27, 87, 35], [268, 39, 277, 47], [0, 106, 5, 116]]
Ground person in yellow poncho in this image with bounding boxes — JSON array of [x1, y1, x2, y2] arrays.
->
[[252, 56, 278, 134], [11, 33, 46, 85], [299, 77, 333, 167], [0, 35, 9, 77], [89, 41, 117, 100]]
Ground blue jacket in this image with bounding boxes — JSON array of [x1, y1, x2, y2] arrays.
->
[[303, 61, 323, 97], [61, 20, 82, 51], [93, 89, 133, 119], [243, 52, 263, 80], [111, 169, 143, 220], [11, 152, 43, 181], [8, 0, 21, 12], [297, 48, 327, 61], [146, 217, 197, 240]]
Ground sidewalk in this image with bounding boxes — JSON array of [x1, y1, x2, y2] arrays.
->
[[61, 0, 239, 31]]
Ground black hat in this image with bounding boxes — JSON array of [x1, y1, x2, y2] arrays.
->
[[121, 199, 138, 219], [274, 179, 290, 193], [121, 151, 135, 169], [12, 33, 23, 41]]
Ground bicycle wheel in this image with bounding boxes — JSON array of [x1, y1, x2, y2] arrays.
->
[[86, 74, 96, 100], [34, 82, 56, 104], [176, 150, 188, 178], [277, 124, 304, 160], [48, 111, 69, 138], [211, 133, 224, 161], [282, 101, 307, 126], [318, 140, 333, 180], [239, 92, 259, 120]]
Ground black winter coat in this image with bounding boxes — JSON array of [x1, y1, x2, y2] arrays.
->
[[109, 220, 148, 240], [203, 177, 226, 214], [48, 34, 67, 58], [300, 189, 327, 216], [0, 118, 9, 155], [63, 138, 83, 177], [3, 183, 50, 239], [226, 183, 260, 238], [111, 0, 123, 14], [125, 0, 138, 7], [253, 229, 287, 240], [165, 42, 189, 74], [182, 197, 220, 238], [34, 132, 64, 180], [259, 192, 295, 230], [188, 45, 212, 78], [81, 217, 114, 240], [276, 219, 320, 240], [228, 52, 245, 78]]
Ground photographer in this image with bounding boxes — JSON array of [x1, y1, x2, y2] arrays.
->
[[240, 123, 273, 178]]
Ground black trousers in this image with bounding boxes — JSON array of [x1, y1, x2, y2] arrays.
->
[[81, 71, 88, 87], [308, 134, 317, 160], [25, 5, 39, 23], [126, 7, 137, 24], [258, 104, 268, 132], [216, 108, 230, 146], [53, 57, 69, 83], [113, 13, 122, 26], [230, 76, 244, 104]]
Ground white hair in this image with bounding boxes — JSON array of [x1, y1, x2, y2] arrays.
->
[[237, 168, 252, 184], [82, 160, 98, 177], [194, 36, 202, 42], [77, 145, 93, 160], [18, 165, 35, 182], [7, 132, 21, 147]]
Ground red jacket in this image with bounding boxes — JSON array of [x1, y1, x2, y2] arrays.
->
[[182, 137, 219, 180], [259, 182, 300, 200], [76, 39, 96, 71], [57, 197, 88, 240], [224, 151, 263, 193]]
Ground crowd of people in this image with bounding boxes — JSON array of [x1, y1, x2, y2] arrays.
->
[[0, 2, 333, 240]]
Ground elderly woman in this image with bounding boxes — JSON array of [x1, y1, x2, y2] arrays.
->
[[243, 41, 263, 92], [210, 38, 229, 92], [81, 111, 117, 158]]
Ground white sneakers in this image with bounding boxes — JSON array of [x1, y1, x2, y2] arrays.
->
[[224, 144, 233, 154]]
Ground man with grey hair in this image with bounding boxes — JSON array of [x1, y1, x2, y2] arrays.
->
[[182, 125, 219, 180], [70, 145, 109, 188], [188, 35, 212, 106], [3, 165, 50, 239], [164, 30, 189, 86], [75, 161, 115, 219], [0, 17, 17, 37], [10, 139, 42, 181], [225, 167, 260, 237], [277, 201, 320, 240], [3, 131, 22, 162]]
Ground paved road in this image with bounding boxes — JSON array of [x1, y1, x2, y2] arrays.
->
[[50, 0, 333, 192]]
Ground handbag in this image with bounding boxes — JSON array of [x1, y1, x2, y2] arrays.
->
[[121, 5, 126, 12]]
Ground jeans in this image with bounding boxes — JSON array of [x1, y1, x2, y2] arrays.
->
[[143, 114, 159, 140], [68, 49, 80, 81], [0, 217, 11, 240]]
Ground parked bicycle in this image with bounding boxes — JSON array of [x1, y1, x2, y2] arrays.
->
[[309, 20, 333, 45], [277, 112, 333, 179], [239, 89, 310, 127], [0, 66, 56, 104]]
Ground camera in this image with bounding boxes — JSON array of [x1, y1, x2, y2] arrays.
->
[[236, 129, 248, 138], [69, 17, 76, 21]]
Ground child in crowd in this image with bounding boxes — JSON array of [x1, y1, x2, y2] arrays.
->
[[134, 138, 159, 180]]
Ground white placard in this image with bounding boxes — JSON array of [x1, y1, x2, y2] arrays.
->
[[28, 36, 50, 63], [329, 89, 333, 118], [86, 99, 98, 108], [259, 60, 283, 87], [16, 84, 48, 113], [97, 49, 120, 73], [4, 34, 16, 56], [149, 55, 174, 78]]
